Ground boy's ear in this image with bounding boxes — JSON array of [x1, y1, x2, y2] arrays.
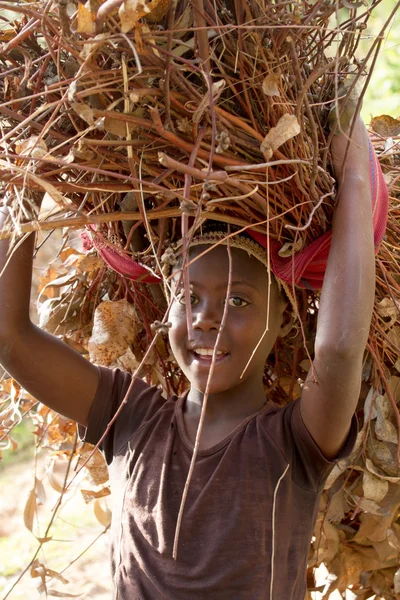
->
[[278, 304, 295, 338]]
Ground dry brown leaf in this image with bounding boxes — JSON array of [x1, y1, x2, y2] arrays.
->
[[365, 458, 400, 483], [370, 114, 400, 138], [375, 395, 398, 444], [77, 0, 96, 35], [15, 136, 47, 159], [119, 0, 150, 33], [71, 102, 95, 126], [278, 237, 303, 257], [376, 297, 399, 330], [38, 266, 60, 299], [103, 115, 137, 137], [367, 433, 399, 477], [35, 477, 46, 506], [76, 253, 104, 275], [23, 486, 36, 533], [81, 487, 111, 504], [260, 114, 301, 159], [364, 386, 378, 423], [354, 496, 392, 516], [394, 567, 400, 594], [93, 498, 112, 527], [372, 538, 398, 563], [262, 73, 281, 97], [47, 459, 67, 493], [172, 4, 193, 37], [111, 346, 140, 372], [341, 546, 381, 585], [363, 470, 389, 503], [326, 490, 347, 523], [88, 299, 138, 366], [79, 447, 109, 486], [387, 525, 400, 552], [39, 272, 76, 302]]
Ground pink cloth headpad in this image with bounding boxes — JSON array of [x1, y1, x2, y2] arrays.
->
[[248, 139, 389, 290]]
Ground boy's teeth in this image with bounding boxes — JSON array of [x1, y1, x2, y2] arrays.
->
[[195, 348, 223, 356]]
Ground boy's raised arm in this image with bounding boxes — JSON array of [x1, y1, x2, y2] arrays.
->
[[300, 118, 375, 459], [0, 206, 99, 427]]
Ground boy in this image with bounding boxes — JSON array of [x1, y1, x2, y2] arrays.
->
[[0, 118, 379, 598]]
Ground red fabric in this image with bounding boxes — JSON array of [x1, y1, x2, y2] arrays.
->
[[249, 140, 389, 290], [83, 142, 388, 291], [81, 227, 160, 284]]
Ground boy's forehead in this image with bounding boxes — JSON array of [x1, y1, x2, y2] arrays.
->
[[173, 244, 269, 285]]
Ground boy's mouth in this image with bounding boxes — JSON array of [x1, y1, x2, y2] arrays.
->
[[190, 347, 229, 364]]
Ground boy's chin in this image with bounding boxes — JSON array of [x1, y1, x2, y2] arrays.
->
[[188, 377, 234, 396]]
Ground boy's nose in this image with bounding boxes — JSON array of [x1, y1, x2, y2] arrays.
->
[[193, 302, 221, 331]]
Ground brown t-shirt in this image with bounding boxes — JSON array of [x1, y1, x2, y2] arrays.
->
[[80, 366, 357, 600]]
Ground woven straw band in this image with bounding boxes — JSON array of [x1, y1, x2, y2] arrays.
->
[[187, 231, 270, 268]]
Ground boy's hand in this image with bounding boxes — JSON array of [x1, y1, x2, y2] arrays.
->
[[330, 117, 370, 184]]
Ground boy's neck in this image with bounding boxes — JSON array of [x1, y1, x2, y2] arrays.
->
[[185, 378, 267, 423]]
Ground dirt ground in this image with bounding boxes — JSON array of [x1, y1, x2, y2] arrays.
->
[[0, 452, 112, 600]]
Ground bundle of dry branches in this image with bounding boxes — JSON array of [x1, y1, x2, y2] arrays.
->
[[1, 0, 400, 596]]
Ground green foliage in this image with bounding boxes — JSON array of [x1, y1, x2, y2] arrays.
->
[[362, 0, 400, 120], [0, 420, 35, 469]]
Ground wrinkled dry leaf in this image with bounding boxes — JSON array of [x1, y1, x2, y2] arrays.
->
[[111, 346, 140, 372], [375, 395, 398, 444], [376, 297, 398, 330], [23, 487, 36, 533], [38, 273, 77, 304], [260, 114, 300, 159], [364, 386, 378, 423], [15, 136, 47, 159], [93, 498, 112, 527], [35, 477, 46, 506], [38, 266, 62, 299], [367, 433, 399, 477], [76, 253, 104, 275], [47, 459, 67, 493], [363, 470, 389, 503], [371, 538, 398, 563], [88, 299, 137, 366], [394, 567, 400, 594], [71, 102, 95, 126], [278, 237, 303, 257], [387, 525, 400, 552], [119, 0, 150, 33], [371, 114, 400, 138], [103, 115, 137, 137], [77, 0, 96, 35], [173, 4, 193, 37], [365, 458, 400, 483], [81, 487, 111, 504], [262, 73, 281, 97], [79, 447, 109, 485], [352, 495, 392, 516]]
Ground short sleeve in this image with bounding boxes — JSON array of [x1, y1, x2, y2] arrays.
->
[[79, 366, 167, 464], [261, 399, 358, 492], [289, 399, 358, 491]]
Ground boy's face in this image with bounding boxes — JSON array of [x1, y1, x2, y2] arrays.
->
[[168, 244, 288, 396]]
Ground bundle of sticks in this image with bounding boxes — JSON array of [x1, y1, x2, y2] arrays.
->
[[1, 0, 400, 595]]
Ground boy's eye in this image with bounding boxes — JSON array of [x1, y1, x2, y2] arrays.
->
[[227, 297, 248, 308], [178, 293, 198, 306]]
